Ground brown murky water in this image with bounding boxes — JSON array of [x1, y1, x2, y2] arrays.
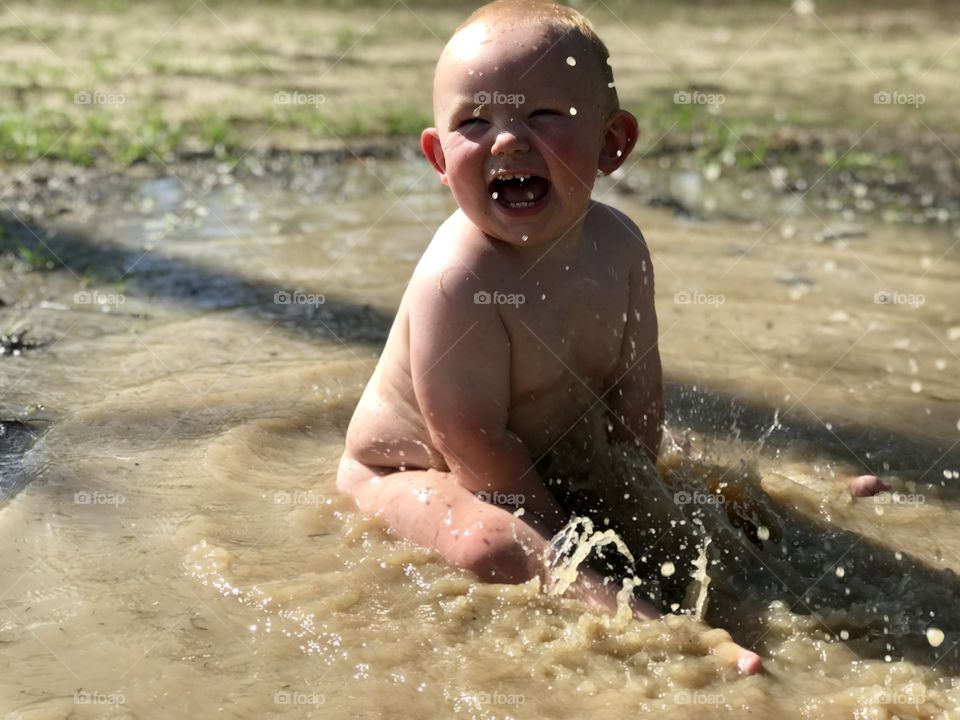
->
[[1, 158, 959, 718]]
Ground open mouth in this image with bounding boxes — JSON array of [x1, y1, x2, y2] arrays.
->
[[488, 173, 551, 211]]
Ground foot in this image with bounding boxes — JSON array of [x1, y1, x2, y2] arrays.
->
[[573, 571, 763, 674], [846, 474, 891, 498], [704, 629, 763, 675]]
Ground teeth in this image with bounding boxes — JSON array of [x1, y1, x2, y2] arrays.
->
[[496, 173, 532, 181]]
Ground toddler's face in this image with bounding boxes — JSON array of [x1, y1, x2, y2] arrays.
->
[[425, 22, 616, 247]]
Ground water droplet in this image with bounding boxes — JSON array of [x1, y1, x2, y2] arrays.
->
[[616, 150, 622, 157], [491, 191, 499, 199], [757, 526, 770, 541], [835, 566, 845, 578], [566, 56, 576, 66], [926, 627, 945, 647], [910, 380, 923, 393], [569, 107, 577, 116], [840, 629, 850, 640], [521, 234, 528, 242], [660, 561, 675, 577], [608, 81, 615, 88]]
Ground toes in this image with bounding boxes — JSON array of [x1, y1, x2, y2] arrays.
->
[[711, 637, 763, 674], [847, 475, 892, 498], [737, 650, 763, 675]]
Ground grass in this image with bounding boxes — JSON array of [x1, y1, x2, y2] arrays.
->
[[0, 229, 58, 271], [0, 0, 949, 177]]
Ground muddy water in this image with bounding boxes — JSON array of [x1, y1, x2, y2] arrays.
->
[[1, 158, 959, 718]]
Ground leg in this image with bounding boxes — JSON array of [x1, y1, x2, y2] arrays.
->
[[338, 454, 549, 583], [337, 455, 761, 673]]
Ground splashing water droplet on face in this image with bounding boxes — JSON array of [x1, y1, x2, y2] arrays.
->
[[840, 629, 850, 640], [926, 627, 945, 647], [566, 56, 576, 66], [569, 107, 577, 116], [757, 526, 770, 541], [616, 150, 622, 157], [521, 235, 528, 242], [491, 191, 498, 199], [660, 561, 675, 577]]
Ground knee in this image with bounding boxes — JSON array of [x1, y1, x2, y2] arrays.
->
[[336, 454, 369, 497], [446, 529, 540, 585]]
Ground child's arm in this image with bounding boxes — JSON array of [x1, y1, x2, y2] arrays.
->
[[407, 269, 567, 534], [603, 235, 664, 464]]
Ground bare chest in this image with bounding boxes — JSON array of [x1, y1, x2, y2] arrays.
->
[[498, 266, 630, 427]]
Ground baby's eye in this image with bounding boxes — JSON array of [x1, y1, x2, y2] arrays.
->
[[529, 109, 563, 118], [455, 117, 487, 130]]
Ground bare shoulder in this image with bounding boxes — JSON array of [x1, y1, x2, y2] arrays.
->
[[589, 201, 653, 279], [409, 210, 504, 304]]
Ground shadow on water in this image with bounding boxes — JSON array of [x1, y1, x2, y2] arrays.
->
[[666, 382, 960, 498], [0, 215, 394, 347], [0, 419, 44, 502], [659, 384, 960, 671], [554, 446, 960, 674]]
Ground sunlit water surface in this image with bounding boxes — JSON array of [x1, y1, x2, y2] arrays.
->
[[1, 158, 959, 718]]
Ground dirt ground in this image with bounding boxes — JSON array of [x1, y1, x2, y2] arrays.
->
[[0, 0, 958, 225]]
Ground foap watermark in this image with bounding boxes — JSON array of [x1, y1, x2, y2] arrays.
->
[[673, 291, 725, 308], [874, 291, 924, 308], [74, 290, 126, 308], [473, 90, 525, 108], [273, 690, 326, 707], [476, 490, 525, 507], [673, 490, 724, 507], [274, 290, 325, 306], [868, 687, 927, 705], [873, 90, 925, 108], [874, 491, 925, 508], [74, 90, 125, 107], [74, 490, 126, 507], [674, 90, 725, 107], [273, 490, 325, 506], [474, 290, 525, 307], [674, 690, 726, 706], [74, 690, 126, 706], [474, 691, 525, 707], [274, 90, 325, 108]]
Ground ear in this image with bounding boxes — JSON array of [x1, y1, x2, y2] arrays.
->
[[420, 128, 449, 185], [598, 110, 639, 175]]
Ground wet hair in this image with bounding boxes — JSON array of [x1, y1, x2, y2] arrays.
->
[[453, 0, 619, 114]]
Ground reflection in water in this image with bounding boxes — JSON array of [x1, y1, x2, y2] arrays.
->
[[0, 159, 958, 717]]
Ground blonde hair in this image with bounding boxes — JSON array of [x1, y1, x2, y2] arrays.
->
[[454, 0, 619, 113]]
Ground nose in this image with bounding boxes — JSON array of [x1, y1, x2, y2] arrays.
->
[[490, 122, 530, 155]]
